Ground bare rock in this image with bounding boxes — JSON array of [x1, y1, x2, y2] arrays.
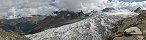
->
[[124, 27, 142, 34]]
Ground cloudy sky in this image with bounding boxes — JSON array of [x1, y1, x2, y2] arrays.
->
[[0, 0, 146, 19]]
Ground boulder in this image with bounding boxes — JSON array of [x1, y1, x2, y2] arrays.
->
[[124, 27, 142, 34]]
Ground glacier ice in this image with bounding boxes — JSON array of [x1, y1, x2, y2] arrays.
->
[[25, 11, 138, 40]]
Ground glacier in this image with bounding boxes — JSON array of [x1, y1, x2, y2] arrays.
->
[[25, 10, 138, 40]]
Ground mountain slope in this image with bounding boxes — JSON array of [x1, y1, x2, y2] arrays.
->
[[0, 15, 47, 34], [0, 23, 30, 40], [27, 11, 91, 34]]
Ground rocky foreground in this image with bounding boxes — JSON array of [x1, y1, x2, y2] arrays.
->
[[104, 10, 146, 40]]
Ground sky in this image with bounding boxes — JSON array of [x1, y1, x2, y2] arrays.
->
[[0, 0, 146, 19], [119, 0, 145, 2]]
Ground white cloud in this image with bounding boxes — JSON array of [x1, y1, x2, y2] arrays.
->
[[0, 0, 58, 19], [55, 0, 110, 12], [54, 0, 146, 12], [0, 0, 146, 19]]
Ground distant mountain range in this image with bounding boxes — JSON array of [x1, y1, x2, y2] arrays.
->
[[0, 10, 94, 34]]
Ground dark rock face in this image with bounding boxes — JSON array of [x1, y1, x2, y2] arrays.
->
[[134, 7, 146, 13], [102, 8, 115, 12], [53, 11, 86, 19], [134, 7, 141, 12], [28, 11, 92, 34]]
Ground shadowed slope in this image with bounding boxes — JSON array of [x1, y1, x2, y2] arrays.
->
[[28, 11, 92, 34]]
